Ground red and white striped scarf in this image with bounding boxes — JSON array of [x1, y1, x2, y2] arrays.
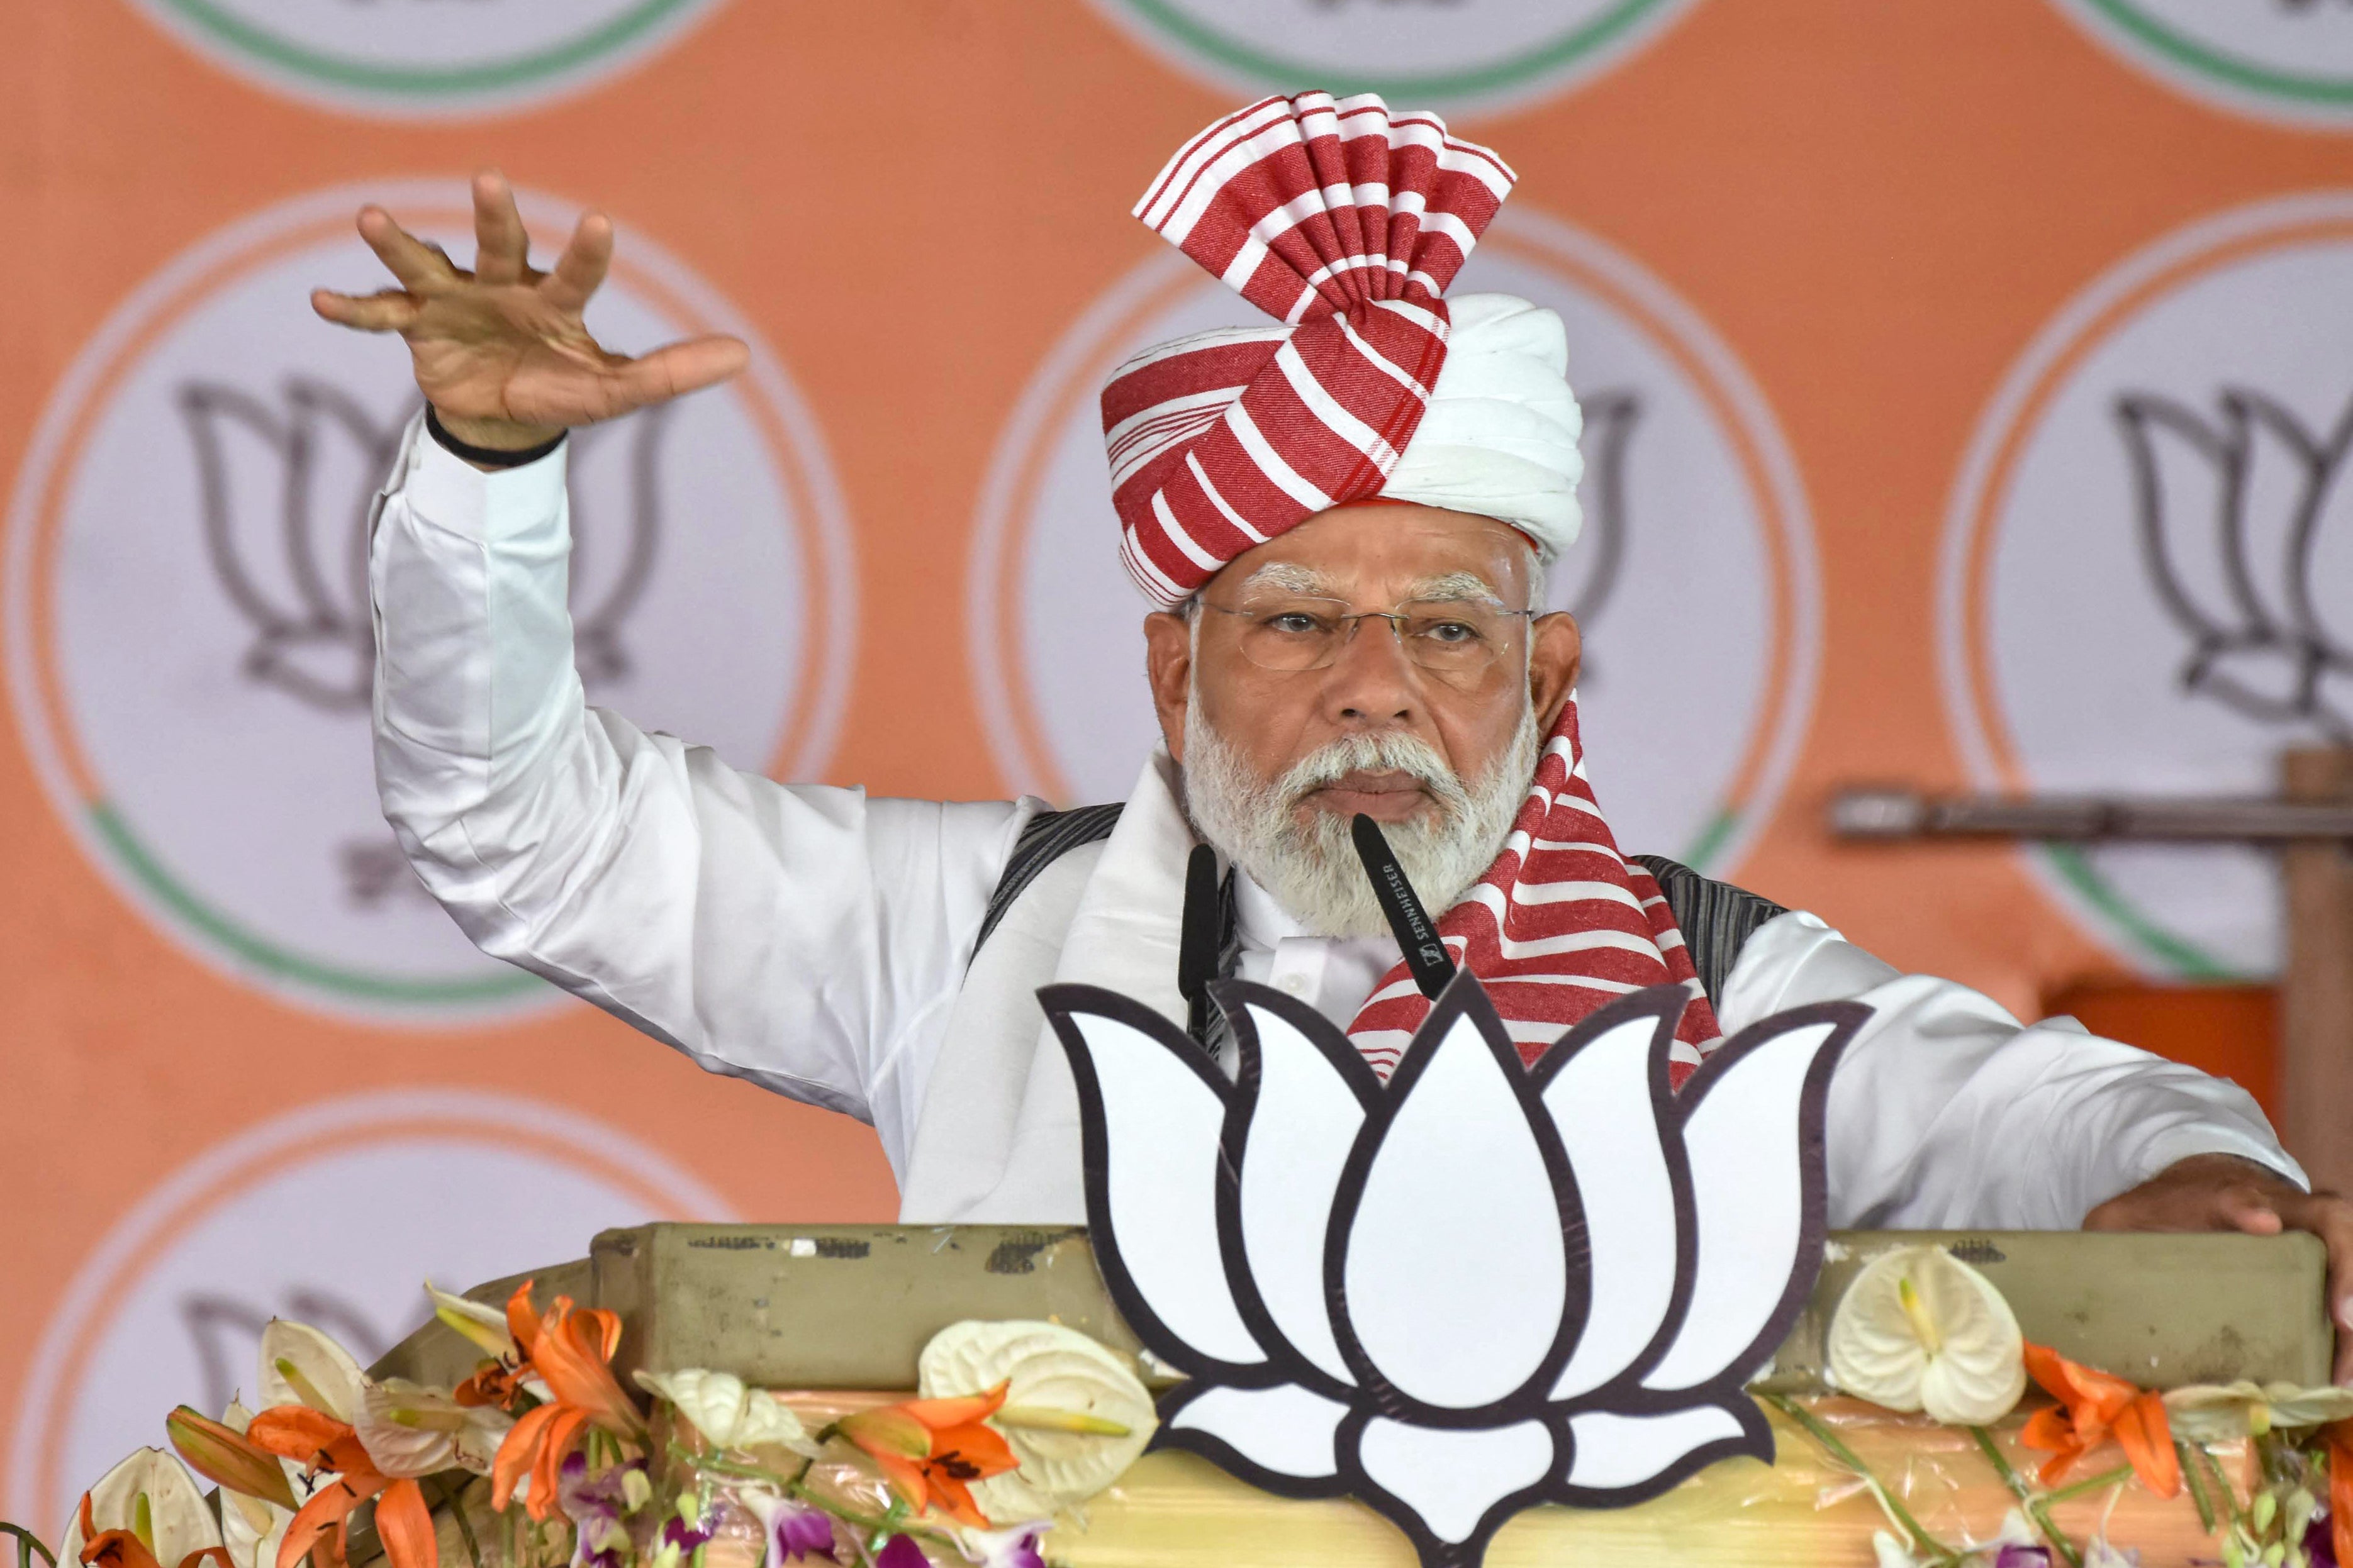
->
[[1105, 93, 1724, 1079], [1342, 699, 1723, 1084]]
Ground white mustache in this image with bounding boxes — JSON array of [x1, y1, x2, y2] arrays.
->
[[1277, 731, 1475, 820], [1182, 703, 1539, 940]]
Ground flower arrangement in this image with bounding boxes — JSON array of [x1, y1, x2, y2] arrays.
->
[[1807, 1245, 2353, 1568], [7, 1250, 2346, 1568], [3, 1279, 1156, 1568]]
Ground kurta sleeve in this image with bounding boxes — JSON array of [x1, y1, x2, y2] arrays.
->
[[367, 413, 1034, 1176], [1714, 909, 2306, 1230]]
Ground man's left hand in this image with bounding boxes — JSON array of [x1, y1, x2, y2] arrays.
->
[[2086, 1152, 2353, 1384]]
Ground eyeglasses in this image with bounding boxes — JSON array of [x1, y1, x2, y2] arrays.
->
[[1196, 594, 1540, 680]]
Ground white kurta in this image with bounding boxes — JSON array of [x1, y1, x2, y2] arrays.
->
[[367, 416, 2304, 1228]]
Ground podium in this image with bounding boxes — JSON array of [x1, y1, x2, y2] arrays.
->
[[361, 1224, 2328, 1567]]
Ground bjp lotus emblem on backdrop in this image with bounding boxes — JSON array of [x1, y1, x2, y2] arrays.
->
[[123, 0, 732, 118], [1, 181, 854, 1022], [973, 206, 1818, 878], [1942, 191, 2353, 980], [2045, 0, 2353, 129], [181, 377, 665, 713], [1048, 978, 1860, 1566], [1081, 0, 1701, 114], [2, 1089, 732, 1537], [2118, 387, 2353, 743]]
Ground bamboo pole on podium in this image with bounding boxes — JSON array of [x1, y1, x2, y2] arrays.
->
[[2283, 748, 2353, 1197]]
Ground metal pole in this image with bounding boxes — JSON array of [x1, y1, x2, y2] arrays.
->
[[1829, 791, 2353, 843]]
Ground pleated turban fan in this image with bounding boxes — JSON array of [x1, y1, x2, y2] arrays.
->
[[1106, 94, 1727, 1077]]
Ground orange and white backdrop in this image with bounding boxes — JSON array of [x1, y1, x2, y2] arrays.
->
[[4, 0, 2352, 1531]]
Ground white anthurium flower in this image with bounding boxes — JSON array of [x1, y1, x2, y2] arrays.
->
[[633, 1369, 820, 1457], [355, 1377, 513, 1477], [1044, 976, 1865, 1568], [56, 1448, 223, 1568], [1826, 1245, 2026, 1425], [424, 1281, 518, 1360], [214, 1401, 297, 1568], [919, 1320, 1158, 1518], [2163, 1380, 2353, 1442], [256, 1319, 366, 1422]]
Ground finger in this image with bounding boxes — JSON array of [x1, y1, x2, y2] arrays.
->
[[419, 240, 469, 281], [540, 211, 613, 315], [2216, 1187, 2286, 1235], [472, 170, 530, 287], [595, 336, 750, 418], [2255, 1191, 2353, 1382], [2324, 1216, 2353, 1384], [310, 287, 423, 333], [357, 207, 461, 296]]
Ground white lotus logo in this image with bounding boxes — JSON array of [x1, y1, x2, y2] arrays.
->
[[1043, 975, 1864, 1568]]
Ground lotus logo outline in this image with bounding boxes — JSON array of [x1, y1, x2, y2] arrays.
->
[[2117, 386, 2353, 743], [182, 375, 668, 714], [1044, 975, 1865, 1567]]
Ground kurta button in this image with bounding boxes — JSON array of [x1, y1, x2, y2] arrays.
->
[[1277, 973, 1307, 995]]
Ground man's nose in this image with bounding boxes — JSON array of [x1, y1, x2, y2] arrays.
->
[[1321, 614, 1420, 726]]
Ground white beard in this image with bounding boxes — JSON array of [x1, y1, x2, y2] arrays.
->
[[1180, 701, 1541, 940]]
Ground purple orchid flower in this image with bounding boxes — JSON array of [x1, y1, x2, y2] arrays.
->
[[959, 1524, 1046, 1568], [556, 1452, 646, 1568], [661, 1513, 715, 1558], [1989, 1546, 2052, 1568], [737, 1489, 836, 1564], [2309, 1510, 2339, 1568], [874, 1537, 928, 1568]]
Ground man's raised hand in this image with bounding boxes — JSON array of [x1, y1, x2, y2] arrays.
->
[[310, 170, 748, 452]]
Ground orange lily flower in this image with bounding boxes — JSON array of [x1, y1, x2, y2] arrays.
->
[[2322, 1419, 2353, 1568], [2018, 1341, 2180, 1498], [244, 1407, 437, 1568], [165, 1407, 300, 1513], [836, 1382, 1019, 1528], [452, 1283, 544, 1410], [488, 1284, 644, 1520], [75, 1494, 232, 1568]]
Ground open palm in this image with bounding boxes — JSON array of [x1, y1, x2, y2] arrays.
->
[[311, 170, 747, 448]]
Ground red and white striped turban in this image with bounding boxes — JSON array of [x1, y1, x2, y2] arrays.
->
[[1104, 93, 1585, 605], [1114, 96, 1726, 1078]]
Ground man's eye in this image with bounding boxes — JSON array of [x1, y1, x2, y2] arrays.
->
[[1419, 620, 1480, 644], [1263, 613, 1327, 635]]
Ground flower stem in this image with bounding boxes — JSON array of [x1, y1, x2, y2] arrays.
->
[[2041, 1464, 2136, 1507], [2177, 1440, 2218, 1536], [2, 1525, 57, 1568], [423, 1475, 484, 1568], [1762, 1393, 1963, 1566], [2193, 1440, 2244, 1530], [1967, 1427, 2083, 1568]]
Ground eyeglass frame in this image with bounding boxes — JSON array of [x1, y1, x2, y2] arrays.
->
[[1185, 590, 1546, 679]]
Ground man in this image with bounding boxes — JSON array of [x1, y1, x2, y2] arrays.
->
[[321, 95, 2353, 1376]]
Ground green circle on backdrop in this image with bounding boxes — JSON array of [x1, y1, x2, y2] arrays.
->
[[1089, 0, 1698, 111], [128, 0, 728, 116], [2048, 0, 2353, 127]]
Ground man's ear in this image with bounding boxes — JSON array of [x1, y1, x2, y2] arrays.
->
[[1143, 609, 1195, 764], [1529, 611, 1581, 731]]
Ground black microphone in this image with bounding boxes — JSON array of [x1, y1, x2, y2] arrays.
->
[[1350, 814, 1456, 1000], [1178, 842, 1222, 1046]]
